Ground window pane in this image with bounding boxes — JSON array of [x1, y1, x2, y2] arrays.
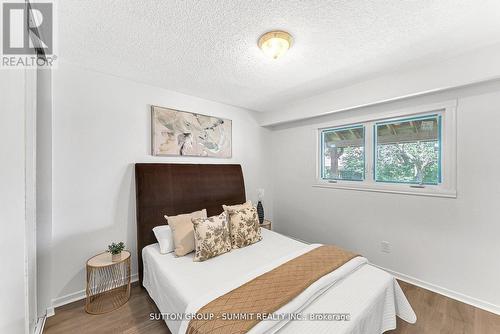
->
[[375, 115, 441, 184], [321, 126, 364, 181]]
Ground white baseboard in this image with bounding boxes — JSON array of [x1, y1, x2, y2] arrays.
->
[[46, 307, 54, 317], [34, 316, 46, 334], [48, 273, 139, 316], [372, 263, 500, 315]]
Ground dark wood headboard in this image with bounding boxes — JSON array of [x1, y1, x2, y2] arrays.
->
[[135, 163, 246, 284]]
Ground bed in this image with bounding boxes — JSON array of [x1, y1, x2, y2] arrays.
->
[[135, 163, 416, 334]]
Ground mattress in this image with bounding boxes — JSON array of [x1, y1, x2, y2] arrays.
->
[[142, 228, 416, 334]]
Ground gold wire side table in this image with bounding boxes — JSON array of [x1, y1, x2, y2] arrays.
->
[[85, 250, 131, 314]]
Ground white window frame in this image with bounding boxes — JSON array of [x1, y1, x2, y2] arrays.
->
[[314, 101, 457, 198]]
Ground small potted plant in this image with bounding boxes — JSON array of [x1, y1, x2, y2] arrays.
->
[[108, 242, 125, 262]]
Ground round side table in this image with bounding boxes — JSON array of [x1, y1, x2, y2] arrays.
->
[[85, 250, 131, 314]]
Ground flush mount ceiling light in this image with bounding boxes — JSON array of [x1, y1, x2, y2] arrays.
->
[[258, 30, 293, 59]]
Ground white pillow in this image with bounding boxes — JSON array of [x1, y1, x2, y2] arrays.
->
[[152, 225, 174, 254]]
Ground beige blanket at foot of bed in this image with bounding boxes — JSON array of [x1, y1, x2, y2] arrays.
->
[[187, 245, 359, 334]]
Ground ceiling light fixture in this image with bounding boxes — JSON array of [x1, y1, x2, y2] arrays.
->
[[258, 30, 293, 60]]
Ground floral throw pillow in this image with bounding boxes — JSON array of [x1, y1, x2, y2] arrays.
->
[[227, 207, 262, 249], [192, 212, 232, 262]]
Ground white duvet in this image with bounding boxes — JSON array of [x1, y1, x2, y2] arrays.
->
[[142, 228, 416, 334]]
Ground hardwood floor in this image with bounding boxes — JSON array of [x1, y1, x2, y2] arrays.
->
[[387, 281, 500, 334], [44, 281, 500, 334], [44, 283, 168, 334]]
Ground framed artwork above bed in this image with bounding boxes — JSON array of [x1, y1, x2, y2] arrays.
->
[[151, 105, 232, 157]]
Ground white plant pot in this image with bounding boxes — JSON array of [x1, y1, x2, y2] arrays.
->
[[111, 252, 122, 262]]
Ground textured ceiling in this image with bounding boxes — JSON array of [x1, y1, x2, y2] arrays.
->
[[59, 0, 500, 112]]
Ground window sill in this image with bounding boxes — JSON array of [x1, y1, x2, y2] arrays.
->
[[312, 182, 457, 198]]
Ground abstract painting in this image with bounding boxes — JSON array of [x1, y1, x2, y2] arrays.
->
[[151, 106, 232, 157]]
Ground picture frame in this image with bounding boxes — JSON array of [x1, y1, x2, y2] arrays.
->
[[151, 105, 232, 158]]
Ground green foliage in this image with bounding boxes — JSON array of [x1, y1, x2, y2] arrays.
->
[[376, 141, 439, 184], [108, 242, 125, 255], [339, 146, 364, 179], [323, 140, 439, 184], [323, 146, 364, 180]]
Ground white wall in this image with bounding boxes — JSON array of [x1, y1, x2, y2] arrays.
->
[[36, 68, 53, 316], [50, 62, 273, 304], [270, 79, 500, 312], [0, 71, 27, 333]]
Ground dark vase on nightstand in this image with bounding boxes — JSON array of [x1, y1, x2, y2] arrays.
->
[[257, 200, 264, 224]]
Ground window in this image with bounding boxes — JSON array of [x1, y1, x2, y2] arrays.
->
[[316, 102, 457, 197], [321, 125, 365, 181], [375, 115, 441, 185]]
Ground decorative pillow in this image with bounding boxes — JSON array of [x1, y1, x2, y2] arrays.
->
[[165, 209, 207, 256], [227, 207, 262, 249], [152, 225, 174, 254], [192, 212, 232, 262], [222, 200, 252, 213]]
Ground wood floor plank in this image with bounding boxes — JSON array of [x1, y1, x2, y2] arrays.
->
[[44, 280, 500, 334]]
